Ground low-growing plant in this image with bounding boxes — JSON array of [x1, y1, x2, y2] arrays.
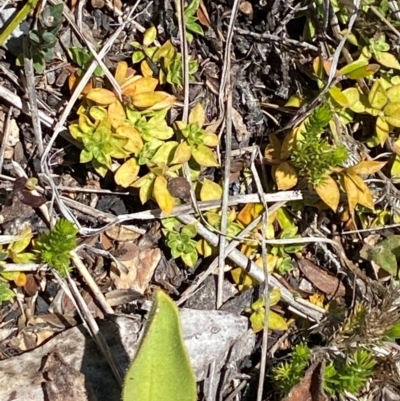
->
[[69, 46, 104, 77], [17, 3, 64, 73], [183, 0, 204, 42], [162, 218, 199, 267], [34, 218, 78, 276], [324, 349, 376, 396]]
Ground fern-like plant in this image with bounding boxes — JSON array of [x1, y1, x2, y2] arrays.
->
[[272, 343, 311, 395], [324, 349, 376, 396], [292, 105, 348, 186], [34, 218, 78, 276]]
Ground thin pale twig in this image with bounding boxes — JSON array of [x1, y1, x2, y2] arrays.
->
[[0, 106, 13, 173]]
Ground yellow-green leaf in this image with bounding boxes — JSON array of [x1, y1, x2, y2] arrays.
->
[[122, 289, 196, 401], [8, 227, 32, 254], [384, 102, 400, 127], [342, 87, 363, 110], [284, 94, 303, 107], [375, 51, 400, 70], [280, 129, 297, 160], [171, 141, 192, 164], [188, 103, 206, 127], [329, 86, 349, 107], [86, 88, 117, 105], [115, 158, 140, 188], [191, 145, 219, 167], [153, 176, 175, 215], [143, 26, 157, 46], [151, 141, 178, 165], [200, 179, 223, 201], [368, 80, 388, 110], [196, 239, 214, 258], [274, 162, 298, 190], [268, 311, 288, 331], [314, 175, 340, 212], [202, 133, 219, 147], [387, 84, 400, 103], [376, 116, 390, 145]]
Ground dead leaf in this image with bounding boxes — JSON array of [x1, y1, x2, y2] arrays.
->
[[282, 362, 328, 401], [297, 259, 346, 297], [231, 108, 250, 142], [110, 243, 161, 294], [105, 225, 141, 242], [197, 0, 210, 27]]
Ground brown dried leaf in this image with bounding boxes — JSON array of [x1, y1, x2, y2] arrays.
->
[[297, 259, 345, 297], [282, 362, 328, 401]]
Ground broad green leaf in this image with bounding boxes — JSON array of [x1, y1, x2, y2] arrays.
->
[[200, 179, 222, 201], [285, 94, 304, 107], [191, 145, 219, 167], [339, 59, 368, 75], [181, 224, 197, 238], [314, 175, 340, 212], [153, 176, 175, 215], [274, 162, 298, 190], [89, 106, 108, 122], [340, 60, 379, 79], [269, 311, 288, 331], [117, 125, 144, 154], [80, 149, 93, 163], [10, 251, 36, 264], [368, 80, 388, 110], [122, 289, 196, 401], [115, 158, 140, 187], [370, 235, 400, 276]]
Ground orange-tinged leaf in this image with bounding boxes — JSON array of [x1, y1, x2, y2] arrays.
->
[[237, 203, 264, 225], [171, 141, 192, 164], [153, 176, 175, 215], [188, 103, 206, 127], [347, 173, 374, 209], [108, 100, 126, 128], [140, 60, 154, 77], [368, 80, 388, 110], [314, 175, 340, 212], [274, 162, 298, 190], [342, 173, 359, 214], [115, 61, 128, 85], [200, 179, 222, 201], [346, 160, 387, 175], [131, 91, 175, 110], [115, 158, 140, 187], [15, 272, 27, 287], [86, 88, 117, 105], [122, 77, 159, 97]]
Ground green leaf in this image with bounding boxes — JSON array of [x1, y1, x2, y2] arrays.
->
[[191, 145, 219, 167], [181, 250, 198, 267], [122, 289, 197, 401]]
